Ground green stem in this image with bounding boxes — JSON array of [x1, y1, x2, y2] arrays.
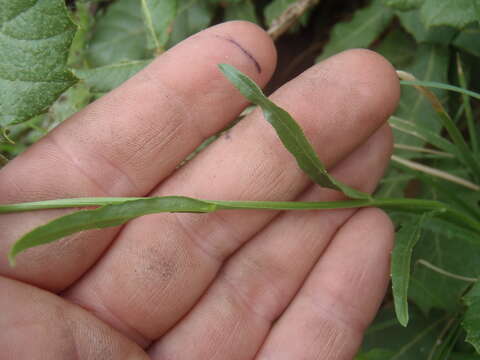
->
[[1, 196, 479, 232]]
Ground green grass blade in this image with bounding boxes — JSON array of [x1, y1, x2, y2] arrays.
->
[[457, 54, 478, 153], [218, 64, 370, 200], [389, 116, 459, 155], [7, 196, 216, 265], [400, 80, 480, 100], [398, 73, 480, 182], [391, 212, 432, 327]]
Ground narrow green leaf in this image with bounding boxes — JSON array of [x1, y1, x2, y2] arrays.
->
[[218, 63, 370, 200], [8, 196, 216, 265], [317, 0, 394, 61], [400, 80, 480, 101], [391, 212, 431, 326], [401, 77, 480, 181], [463, 281, 480, 353], [0, 0, 78, 127], [140, 0, 177, 52], [456, 54, 478, 153], [74, 60, 151, 96]]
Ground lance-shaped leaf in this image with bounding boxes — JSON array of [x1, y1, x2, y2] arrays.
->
[[391, 212, 431, 326], [463, 281, 480, 354], [8, 196, 216, 265], [218, 63, 370, 200], [0, 0, 78, 127]]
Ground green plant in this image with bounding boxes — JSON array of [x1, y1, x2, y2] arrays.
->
[[1, 0, 480, 358]]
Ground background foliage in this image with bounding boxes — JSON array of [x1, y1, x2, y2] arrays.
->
[[1, 0, 480, 358]]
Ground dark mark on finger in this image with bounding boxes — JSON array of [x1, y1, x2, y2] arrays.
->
[[215, 35, 262, 74]]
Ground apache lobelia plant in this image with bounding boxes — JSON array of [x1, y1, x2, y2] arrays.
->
[[2, 0, 480, 358]]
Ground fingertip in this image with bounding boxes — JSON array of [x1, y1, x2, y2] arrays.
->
[[318, 48, 400, 126], [339, 49, 400, 119]]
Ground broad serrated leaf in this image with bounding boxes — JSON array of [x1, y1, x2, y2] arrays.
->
[[86, 0, 148, 67], [141, 0, 177, 52], [74, 60, 151, 97], [218, 64, 370, 200], [8, 196, 216, 265], [409, 217, 480, 314], [382, 0, 424, 11], [421, 0, 480, 29], [317, 0, 393, 62], [391, 213, 431, 326], [224, 0, 258, 23], [463, 281, 480, 354], [0, 0, 78, 127]]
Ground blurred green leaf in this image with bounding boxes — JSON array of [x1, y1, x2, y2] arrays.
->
[[361, 305, 445, 359], [355, 349, 395, 359], [169, 0, 215, 46], [0, 0, 78, 127], [421, 0, 480, 29], [74, 60, 151, 97], [454, 29, 480, 58], [382, 0, 424, 11], [394, 44, 449, 153], [218, 63, 370, 199], [224, 0, 258, 23], [86, 0, 148, 67], [463, 281, 480, 353], [397, 9, 456, 45], [317, 0, 394, 62], [375, 28, 416, 68], [141, 0, 177, 52]]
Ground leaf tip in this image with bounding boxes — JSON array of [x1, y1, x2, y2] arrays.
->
[[7, 250, 17, 267]]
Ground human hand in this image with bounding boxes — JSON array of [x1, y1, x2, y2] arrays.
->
[[0, 21, 399, 359]]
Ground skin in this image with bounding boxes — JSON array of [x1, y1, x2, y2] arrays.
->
[[0, 21, 400, 359]]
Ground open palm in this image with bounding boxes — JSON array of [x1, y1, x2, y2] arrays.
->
[[0, 21, 399, 360]]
